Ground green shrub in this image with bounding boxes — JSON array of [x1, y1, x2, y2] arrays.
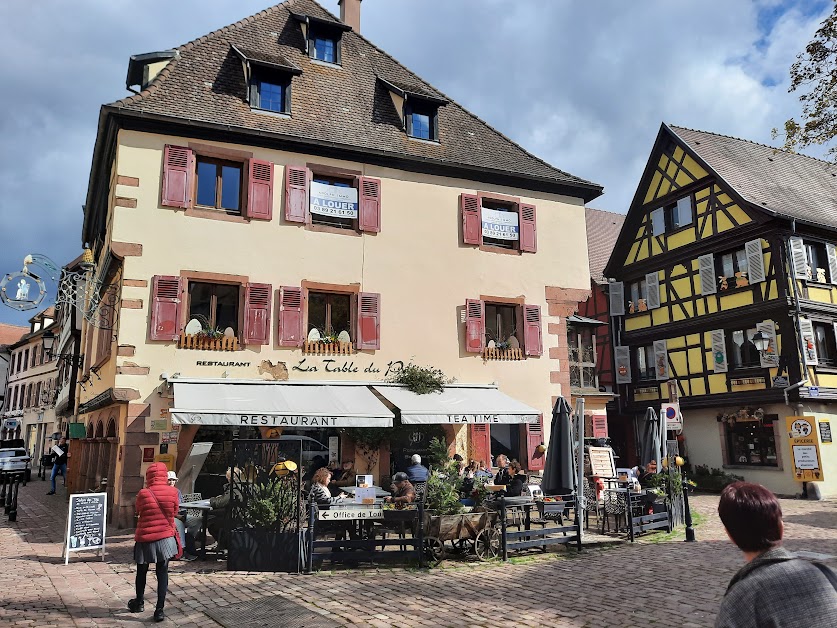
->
[[690, 466, 744, 492], [425, 464, 464, 516]]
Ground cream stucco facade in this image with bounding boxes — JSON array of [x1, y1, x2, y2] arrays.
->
[[75, 129, 594, 526]]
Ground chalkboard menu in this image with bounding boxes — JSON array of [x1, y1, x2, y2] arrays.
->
[[820, 420, 833, 444], [64, 492, 107, 564]]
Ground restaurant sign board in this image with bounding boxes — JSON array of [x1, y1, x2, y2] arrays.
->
[[310, 181, 358, 218]]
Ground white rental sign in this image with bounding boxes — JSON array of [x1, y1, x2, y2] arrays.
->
[[481, 207, 519, 240], [310, 181, 358, 218]]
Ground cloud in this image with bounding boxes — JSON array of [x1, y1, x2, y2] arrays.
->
[[0, 0, 829, 325]]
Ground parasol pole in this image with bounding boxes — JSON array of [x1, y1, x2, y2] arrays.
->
[[575, 396, 586, 542]]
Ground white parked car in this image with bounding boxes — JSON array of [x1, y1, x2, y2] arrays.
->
[[0, 448, 31, 481]]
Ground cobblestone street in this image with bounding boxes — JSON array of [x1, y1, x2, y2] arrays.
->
[[2, 482, 837, 627]]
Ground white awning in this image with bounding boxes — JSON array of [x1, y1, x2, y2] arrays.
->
[[372, 386, 540, 424], [170, 382, 394, 428]]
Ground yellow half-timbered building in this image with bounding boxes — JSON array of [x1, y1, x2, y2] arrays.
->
[[605, 123, 837, 497]]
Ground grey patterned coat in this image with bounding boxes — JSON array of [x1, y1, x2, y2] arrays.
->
[[715, 547, 837, 627]]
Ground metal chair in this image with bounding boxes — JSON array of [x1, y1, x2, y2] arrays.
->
[[601, 489, 628, 534], [583, 478, 604, 531]]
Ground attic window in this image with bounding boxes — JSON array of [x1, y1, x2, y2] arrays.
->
[[311, 34, 338, 64], [250, 68, 291, 114], [291, 13, 351, 66], [406, 100, 438, 141]]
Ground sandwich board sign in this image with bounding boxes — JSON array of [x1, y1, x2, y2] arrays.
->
[[64, 492, 107, 564]]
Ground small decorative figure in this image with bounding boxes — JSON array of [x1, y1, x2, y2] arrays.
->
[[735, 271, 749, 288], [628, 301, 635, 314], [817, 267, 827, 283], [638, 298, 647, 312], [806, 264, 813, 280], [14, 279, 29, 301], [718, 276, 728, 291]]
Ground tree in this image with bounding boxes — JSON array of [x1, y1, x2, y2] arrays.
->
[[777, 2, 837, 157]]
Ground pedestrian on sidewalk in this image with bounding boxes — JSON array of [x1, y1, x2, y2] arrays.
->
[[129, 462, 180, 623], [715, 481, 837, 628], [46, 437, 68, 495]]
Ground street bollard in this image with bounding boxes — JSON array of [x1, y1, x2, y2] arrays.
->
[[8, 474, 22, 522], [4, 473, 14, 515]]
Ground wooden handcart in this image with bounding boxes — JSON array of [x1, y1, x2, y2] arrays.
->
[[423, 508, 500, 564]]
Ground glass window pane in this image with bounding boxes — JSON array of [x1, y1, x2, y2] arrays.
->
[[214, 284, 239, 333], [189, 283, 213, 326], [196, 161, 217, 207], [498, 306, 515, 342], [314, 37, 336, 63], [259, 81, 284, 112], [308, 292, 327, 334], [736, 249, 749, 275], [722, 253, 734, 278], [220, 165, 241, 211], [485, 304, 499, 344], [652, 210, 665, 235], [411, 112, 431, 139], [675, 197, 692, 227], [329, 294, 351, 337]]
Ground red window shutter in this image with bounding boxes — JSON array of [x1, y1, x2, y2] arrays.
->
[[523, 304, 543, 356], [461, 193, 481, 245], [357, 292, 381, 350], [592, 412, 609, 439], [149, 275, 183, 341], [465, 299, 485, 353], [519, 203, 537, 253], [243, 283, 272, 345], [359, 177, 382, 233], [525, 415, 545, 471], [247, 159, 274, 220], [284, 165, 309, 223], [469, 424, 491, 467], [279, 286, 303, 347], [161, 145, 194, 209]]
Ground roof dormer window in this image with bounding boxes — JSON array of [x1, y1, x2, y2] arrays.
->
[[232, 45, 301, 116], [312, 35, 337, 64], [377, 76, 448, 143], [291, 13, 351, 67]]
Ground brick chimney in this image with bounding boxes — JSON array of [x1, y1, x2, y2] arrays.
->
[[339, 0, 361, 32]]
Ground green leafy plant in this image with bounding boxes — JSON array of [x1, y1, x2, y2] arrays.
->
[[424, 465, 464, 516], [242, 477, 298, 531], [191, 314, 227, 339], [690, 465, 744, 492], [386, 362, 450, 395], [427, 436, 450, 470]]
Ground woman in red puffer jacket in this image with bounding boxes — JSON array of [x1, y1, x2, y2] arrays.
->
[[128, 462, 180, 623]]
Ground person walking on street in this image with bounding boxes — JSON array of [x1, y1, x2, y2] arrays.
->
[[129, 462, 180, 622], [46, 437, 68, 495], [715, 482, 837, 628]]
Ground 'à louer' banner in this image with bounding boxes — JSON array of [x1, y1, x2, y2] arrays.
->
[[310, 181, 358, 218], [481, 207, 519, 240]]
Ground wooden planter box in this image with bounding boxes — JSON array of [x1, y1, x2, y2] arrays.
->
[[302, 341, 353, 355], [178, 333, 239, 351], [483, 347, 524, 361]]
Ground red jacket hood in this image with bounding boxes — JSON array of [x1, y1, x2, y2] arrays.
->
[[145, 462, 169, 487]]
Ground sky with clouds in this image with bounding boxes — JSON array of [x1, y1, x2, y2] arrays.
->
[[0, 0, 831, 325]]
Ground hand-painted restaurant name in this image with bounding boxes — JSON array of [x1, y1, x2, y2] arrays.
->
[[240, 415, 339, 426], [293, 359, 404, 376]]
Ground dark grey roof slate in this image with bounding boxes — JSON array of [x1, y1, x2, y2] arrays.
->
[[669, 124, 837, 229], [110, 0, 600, 197]]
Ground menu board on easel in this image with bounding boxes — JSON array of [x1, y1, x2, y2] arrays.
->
[[64, 493, 107, 564], [588, 446, 616, 478]]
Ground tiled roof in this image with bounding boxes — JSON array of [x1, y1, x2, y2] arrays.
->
[[0, 323, 27, 347], [585, 207, 625, 282], [232, 46, 301, 73], [669, 125, 837, 229], [110, 0, 601, 198]]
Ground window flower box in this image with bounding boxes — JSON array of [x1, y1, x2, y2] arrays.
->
[[482, 347, 524, 361], [178, 333, 239, 351], [302, 341, 354, 356]]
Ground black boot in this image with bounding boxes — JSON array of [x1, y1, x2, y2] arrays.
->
[[154, 608, 165, 622], [127, 598, 144, 613]]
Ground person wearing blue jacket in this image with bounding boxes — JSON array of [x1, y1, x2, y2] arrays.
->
[[406, 454, 428, 482]]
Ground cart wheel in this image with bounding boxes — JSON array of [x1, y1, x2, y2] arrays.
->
[[424, 537, 445, 564], [475, 527, 500, 561]]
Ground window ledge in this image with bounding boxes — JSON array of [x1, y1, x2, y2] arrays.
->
[[478, 244, 521, 256], [804, 279, 834, 288], [306, 222, 361, 237], [717, 281, 753, 295], [722, 464, 781, 471], [185, 207, 249, 224], [178, 334, 240, 351], [310, 58, 341, 69], [482, 347, 524, 361], [250, 107, 291, 119], [407, 136, 440, 146], [303, 341, 354, 356]]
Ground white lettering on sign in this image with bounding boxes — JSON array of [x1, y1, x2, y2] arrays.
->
[[318, 507, 384, 520], [481, 207, 519, 241], [310, 181, 359, 218]]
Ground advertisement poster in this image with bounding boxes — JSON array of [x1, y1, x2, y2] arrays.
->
[[481, 207, 519, 240], [310, 181, 358, 218], [786, 416, 824, 482]]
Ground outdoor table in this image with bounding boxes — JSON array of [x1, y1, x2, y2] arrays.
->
[[338, 485, 391, 498], [180, 499, 211, 559]]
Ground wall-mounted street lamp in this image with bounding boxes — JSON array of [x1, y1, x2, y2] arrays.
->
[[752, 330, 770, 353], [41, 330, 85, 370]]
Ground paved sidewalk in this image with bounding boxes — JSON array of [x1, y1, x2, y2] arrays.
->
[[2, 479, 837, 627]]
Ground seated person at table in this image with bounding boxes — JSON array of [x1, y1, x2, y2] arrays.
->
[[328, 460, 356, 496], [169, 471, 198, 561], [406, 454, 429, 482], [194, 467, 241, 552], [310, 467, 349, 505], [505, 461, 528, 497], [638, 460, 658, 486], [476, 460, 493, 478], [494, 455, 511, 486], [461, 461, 478, 497], [384, 472, 415, 507]]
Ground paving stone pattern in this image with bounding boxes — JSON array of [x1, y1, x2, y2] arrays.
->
[[2, 480, 837, 627]]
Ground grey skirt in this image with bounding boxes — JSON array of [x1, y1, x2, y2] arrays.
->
[[134, 535, 178, 564]]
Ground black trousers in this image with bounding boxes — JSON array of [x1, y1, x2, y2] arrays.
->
[[136, 561, 168, 610]]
